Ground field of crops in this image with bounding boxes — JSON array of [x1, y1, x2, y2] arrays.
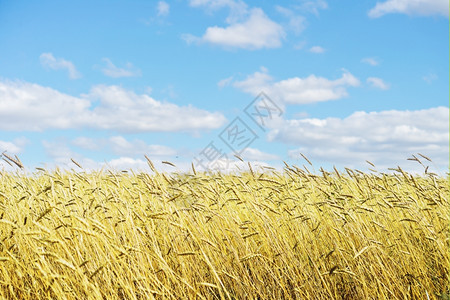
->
[[0, 159, 448, 299]]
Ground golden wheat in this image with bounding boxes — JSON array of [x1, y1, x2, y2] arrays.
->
[[0, 163, 447, 299]]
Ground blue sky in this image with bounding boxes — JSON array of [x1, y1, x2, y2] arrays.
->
[[0, 0, 448, 173]]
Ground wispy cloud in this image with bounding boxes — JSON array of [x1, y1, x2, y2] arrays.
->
[[39, 53, 81, 79], [241, 147, 279, 161], [423, 73, 438, 84], [367, 77, 390, 90], [188, 0, 248, 23], [0, 137, 28, 154], [73, 136, 177, 157], [361, 57, 379, 66], [217, 76, 233, 88], [157, 1, 170, 17], [275, 6, 306, 35], [295, 0, 328, 16], [368, 0, 448, 18], [309, 46, 325, 53], [101, 58, 141, 78]]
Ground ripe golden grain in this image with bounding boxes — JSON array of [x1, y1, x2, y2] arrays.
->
[[0, 160, 447, 299]]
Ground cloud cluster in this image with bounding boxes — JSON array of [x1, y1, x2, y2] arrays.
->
[[232, 67, 360, 104], [269, 106, 449, 170], [43, 137, 185, 172], [367, 77, 390, 90], [202, 8, 285, 49], [157, 1, 170, 17], [309, 46, 325, 53], [361, 57, 379, 66], [101, 58, 141, 78], [186, 0, 285, 49], [186, 8, 285, 50], [0, 138, 27, 154], [369, 0, 449, 18], [72, 136, 177, 157], [275, 6, 306, 35], [240, 147, 279, 161], [0, 80, 226, 132], [39, 53, 81, 79], [189, 0, 249, 23]]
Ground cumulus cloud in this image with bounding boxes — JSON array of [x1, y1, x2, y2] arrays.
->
[[367, 77, 390, 90], [0, 138, 28, 170], [189, 0, 248, 23], [0, 80, 91, 131], [233, 67, 360, 104], [275, 6, 306, 35], [106, 157, 149, 171], [73, 136, 177, 157], [0, 80, 226, 132], [309, 46, 325, 53], [194, 157, 275, 173], [42, 140, 98, 170], [43, 139, 183, 172], [368, 0, 449, 18], [241, 147, 279, 161], [0, 138, 28, 154], [157, 1, 170, 16], [361, 57, 379, 66], [101, 58, 141, 78], [186, 8, 285, 49], [270, 106, 449, 171], [104, 157, 193, 173], [39, 53, 81, 79]]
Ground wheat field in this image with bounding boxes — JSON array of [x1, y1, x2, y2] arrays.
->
[[0, 158, 448, 299]]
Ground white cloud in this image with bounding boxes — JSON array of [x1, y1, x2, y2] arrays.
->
[[423, 73, 438, 84], [39, 53, 81, 79], [189, 0, 248, 23], [73, 136, 177, 157], [43, 139, 183, 172], [367, 77, 390, 90], [296, 0, 328, 15], [233, 67, 360, 104], [0, 80, 91, 131], [368, 0, 449, 18], [361, 57, 379, 66], [190, 8, 286, 50], [0, 139, 28, 170], [0, 80, 226, 132], [275, 6, 306, 35], [71, 137, 101, 151], [110, 136, 177, 156], [270, 106, 449, 171], [101, 58, 141, 78], [42, 140, 98, 170], [293, 41, 307, 50], [241, 147, 279, 161], [0, 138, 27, 154], [217, 76, 233, 88], [309, 46, 325, 53], [105, 157, 193, 173], [0, 141, 21, 154], [106, 157, 149, 171], [194, 157, 275, 173], [157, 1, 170, 16]]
